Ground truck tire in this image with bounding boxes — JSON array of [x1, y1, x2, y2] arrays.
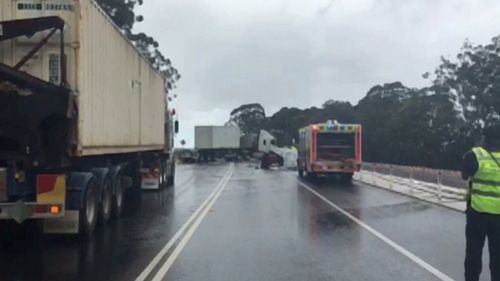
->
[[297, 160, 304, 177], [81, 179, 98, 236], [99, 176, 113, 224], [113, 176, 124, 218], [341, 173, 353, 183], [157, 160, 165, 190], [92, 168, 113, 225], [260, 154, 268, 169], [168, 162, 175, 186], [111, 167, 124, 218], [306, 172, 317, 179], [125, 161, 141, 191]]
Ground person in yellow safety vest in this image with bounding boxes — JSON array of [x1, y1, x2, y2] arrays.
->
[[462, 125, 500, 281]]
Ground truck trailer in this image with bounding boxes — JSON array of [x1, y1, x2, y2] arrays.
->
[[195, 126, 240, 162], [0, 0, 177, 235], [297, 121, 361, 181]]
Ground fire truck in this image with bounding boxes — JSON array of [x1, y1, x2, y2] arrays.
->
[[297, 120, 362, 181]]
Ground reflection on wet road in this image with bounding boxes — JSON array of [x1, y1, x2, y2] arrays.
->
[[0, 163, 489, 281]]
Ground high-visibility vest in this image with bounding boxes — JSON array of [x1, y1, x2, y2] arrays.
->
[[470, 147, 500, 214]]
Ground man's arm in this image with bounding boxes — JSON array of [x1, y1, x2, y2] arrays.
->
[[462, 151, 478, 180]]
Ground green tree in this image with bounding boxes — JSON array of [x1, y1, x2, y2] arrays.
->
[[227, 103, 267, 135], [355, 82, 412, 163], [431, 37, 500, 135]]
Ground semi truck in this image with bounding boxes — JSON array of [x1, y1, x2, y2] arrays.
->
[[297, 120, 362, 181], [0, 0, 177, 236]]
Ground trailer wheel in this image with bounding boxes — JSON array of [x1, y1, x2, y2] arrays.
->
[[126, 161, 141, 191], [98, 176, 113, 224], [341, 173, 353, 183], [111, 167, 125, 218], [297, 160, 304, 177], [81, 180, 98, 236], [168, 162, 175, 186], [306, 172, 317, 179], [160, 160, 168, 189]]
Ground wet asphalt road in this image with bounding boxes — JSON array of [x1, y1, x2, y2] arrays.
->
[[0, 163, 491, 281]]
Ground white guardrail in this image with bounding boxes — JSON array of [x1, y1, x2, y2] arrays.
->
[[362, 162, 467, 189], [357, 163, 468, 210]]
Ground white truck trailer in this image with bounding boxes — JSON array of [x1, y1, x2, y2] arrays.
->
[[195, 126, 240, 162], [0, 0, 177, 236]]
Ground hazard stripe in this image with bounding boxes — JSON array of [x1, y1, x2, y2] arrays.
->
[[471, 189, 500, 198], [472, 178, 500, 187]]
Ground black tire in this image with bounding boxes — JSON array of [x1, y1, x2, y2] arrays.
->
[[80, 180, 98, 237], [341, 173, 353, 183], [168, 162, 175, 186], [98, 176, 113, 225], [260, 155, 269, 170], [159, 161, 164, 190], [112, 171, 124, 218], [306, 172, 317, 179], [127, 161, 141, 191], [297, 160, 304, 177], [160, 160, 168, 189]]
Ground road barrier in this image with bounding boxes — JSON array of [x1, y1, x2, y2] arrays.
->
[[356, 163, 468, 212], [362, 163, 467, 190]]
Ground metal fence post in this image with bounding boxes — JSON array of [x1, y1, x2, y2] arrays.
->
[[409, 168, 414, 194], [389, 165, 394, 190], [437, 171, 442, 201], [373, 163, 377, 185]]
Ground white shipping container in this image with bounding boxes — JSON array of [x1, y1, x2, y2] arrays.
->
[[0, 0, 166, 156], [194, 126, 213, 149], [195, 126, 240, 150]]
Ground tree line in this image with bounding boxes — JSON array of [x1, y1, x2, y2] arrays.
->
[[228, 36, 500, 170]]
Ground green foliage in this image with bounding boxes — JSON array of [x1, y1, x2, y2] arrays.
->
[[266, 101, 355, 147], [227, 103, 267, 135], [432, 37, 500, 134]]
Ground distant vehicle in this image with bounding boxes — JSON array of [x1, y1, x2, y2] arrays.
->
[[0, 2, 177, 236], [256, 130, 284, 169], [244, 130, 297, 170], [297, 120, 362, 181], [195, 126, 241, 162], [194, 126, 297, 167], [176, 149, 199, 164]]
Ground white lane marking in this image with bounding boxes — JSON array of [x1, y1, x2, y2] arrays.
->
[[135, 164, 234, 281], [151, 164, 234, 281], [296, 180, 455, 281]]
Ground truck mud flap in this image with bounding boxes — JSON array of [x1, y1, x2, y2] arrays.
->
[[43, 210, 79, 234]]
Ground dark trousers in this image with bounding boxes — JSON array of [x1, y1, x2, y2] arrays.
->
[[465, 209, 500, 281]]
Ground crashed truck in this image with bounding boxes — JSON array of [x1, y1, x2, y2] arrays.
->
[[241, 130, 298, 170], [0, 1, 178, 236], [194, 125, 297, 169]]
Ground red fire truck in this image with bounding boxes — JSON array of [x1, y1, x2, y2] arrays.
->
[[297, 120, 362, 181]]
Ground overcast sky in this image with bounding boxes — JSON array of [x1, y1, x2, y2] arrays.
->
[[135, 0, 500, 147]]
